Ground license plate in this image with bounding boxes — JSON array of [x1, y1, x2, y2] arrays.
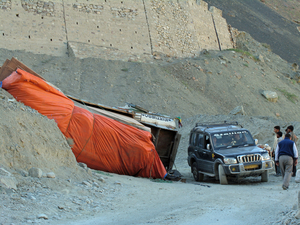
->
[[244, 164, 259, 169]]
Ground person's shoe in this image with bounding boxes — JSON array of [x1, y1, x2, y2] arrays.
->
[[275, 173, 281, 177], [282, 185, 288, 190], [292, 173, 296, 177]]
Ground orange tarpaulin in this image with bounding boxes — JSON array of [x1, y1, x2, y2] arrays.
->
[[3, 69, 167, 178]]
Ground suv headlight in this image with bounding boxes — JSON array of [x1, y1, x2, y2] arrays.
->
[[224, 157, 237, 164], [261, 153, 271, 160]]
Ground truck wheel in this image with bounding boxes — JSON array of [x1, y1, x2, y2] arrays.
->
[[192, 162, 204, 182], [261, 170, 269, 182], [218, 164, 228, 185]]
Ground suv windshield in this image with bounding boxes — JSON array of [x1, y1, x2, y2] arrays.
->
[[211, 130, 254, 149]]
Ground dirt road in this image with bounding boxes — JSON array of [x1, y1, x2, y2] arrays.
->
[[61, 114, 300, 225], [59, 172, 298, 225]]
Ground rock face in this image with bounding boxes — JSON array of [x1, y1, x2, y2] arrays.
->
[[295, 169, 300, 183], [296, 191, 300, 219], [0, 176, 18, 190], [261, 91, 278, 102], [0, 168, 18, 190], [0, 168, 11, 177]]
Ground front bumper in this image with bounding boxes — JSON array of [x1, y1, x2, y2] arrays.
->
[[223, 160, 273, 176]]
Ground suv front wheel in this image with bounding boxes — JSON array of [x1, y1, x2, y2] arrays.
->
[[192, 162, 204, 181], [218, 164, 228, 185], [261, 170, 269, 182]]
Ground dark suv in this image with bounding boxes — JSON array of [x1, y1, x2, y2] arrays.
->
[[187, 122, 273, 184]]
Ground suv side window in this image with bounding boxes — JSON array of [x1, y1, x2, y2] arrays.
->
[[190, 132, 197, 146], [205, 135, 211, 149], [197, 133, 204, 148]]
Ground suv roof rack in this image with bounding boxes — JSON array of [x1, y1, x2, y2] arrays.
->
[[195, 121, 242, 128]]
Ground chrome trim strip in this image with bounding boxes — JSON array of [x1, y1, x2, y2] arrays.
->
[[237, 154, 262, 163], [228, 160, 273, 174]]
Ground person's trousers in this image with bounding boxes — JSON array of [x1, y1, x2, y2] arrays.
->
[[279, 155, 294, 188]]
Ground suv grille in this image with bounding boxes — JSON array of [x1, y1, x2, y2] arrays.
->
[[237, 154, 261, 163]]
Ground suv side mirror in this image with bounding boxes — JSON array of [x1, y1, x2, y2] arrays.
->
[[255, 139, 258, 145], [206, 144, 211, 150]]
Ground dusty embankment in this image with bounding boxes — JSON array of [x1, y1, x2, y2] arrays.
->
[[1, 32, 300, 123]]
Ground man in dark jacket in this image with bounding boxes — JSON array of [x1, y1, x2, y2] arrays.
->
[[275, 133, 298, 190], [286, 125, 298, 176]]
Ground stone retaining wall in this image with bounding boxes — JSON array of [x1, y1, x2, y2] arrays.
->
[[0, 0, 233, 61]]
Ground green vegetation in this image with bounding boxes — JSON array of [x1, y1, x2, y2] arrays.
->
[[262, 43, 271, 50], [95, 171, 113, 177], [243, 63, 249, 67], [226, 48, 260, 62], [181, 80, 190, 90], [121, 68, 129, 72], [150, 179, 172, 183], [276, 88, 298, 103]]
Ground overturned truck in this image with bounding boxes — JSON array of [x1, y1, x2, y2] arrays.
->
[[0, 58, 181, 178], [68, 98, 181, 172]]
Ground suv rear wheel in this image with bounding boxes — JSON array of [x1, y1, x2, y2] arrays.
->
[[192, 162, 204, 181], [218, 164, 228, 185]]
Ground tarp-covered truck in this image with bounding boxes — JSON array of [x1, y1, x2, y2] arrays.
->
[[0, 58, 180, 179], [68, 99, 181, 172]]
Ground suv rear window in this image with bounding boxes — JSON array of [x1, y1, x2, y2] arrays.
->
[[211, 130, 254, 149]]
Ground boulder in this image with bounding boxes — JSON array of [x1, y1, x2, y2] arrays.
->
[[296, 191, 300, 219], [230, 106, 245, 115], [28, 167, 43, 178], [78, 162, 88, 169], [0, 176, 18, 190], [258, 54, 264, 63], [292, 63, 299, 71], [200, 49, 209, 55], [46, 172, 55, 178], [37, 214, 48, 220], [0, 168, 11, 176], [295, 169, 300, 183], [16, 169, 28, 177], [291, 71, 300, 83], [261, 91, 278, 102], [295, 210, 300, 219], [0, 168, 18, 190]]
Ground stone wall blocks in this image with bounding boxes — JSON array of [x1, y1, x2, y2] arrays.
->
[[0, 0, 232, 59]]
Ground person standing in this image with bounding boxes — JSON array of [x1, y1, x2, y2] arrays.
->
[[277, 131, 283, 142], [275, 133, 298, 190], [176, 117, 182, 128], [287, 125, 298, 177], [272, 126, 282, 176]]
